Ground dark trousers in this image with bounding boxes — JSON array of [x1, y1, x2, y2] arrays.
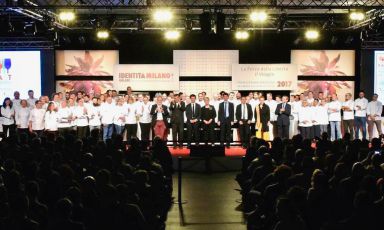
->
[[277, 123, 289, 139], [58, 127, 72, 137], [271, 121, 278, 138], [2, 124, 15, 138], [77, 126, 88, 139], [172, 121, 184, 146], [17, 128, 28, 135], [300, 126, 312, 139], [354, 116, 367, 139], [220, 119, 232, 146], [313, 125, 321, 138], [125, 124, 138, 141], [238, 120, 250, 147], [32, 129, 44, 137], [203, 123, 215, 144], [343, 119, 354, 139], [140, 122, 151, 141], [187, 122, 200, 145]]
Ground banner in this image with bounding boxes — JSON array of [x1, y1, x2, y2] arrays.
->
[[113, 64, 179, 91], [56, 50, 119, 76], [374, 51, 384, 102], [295, 81, 354, 99], [173, 50, 239, 76], [231, 64, 297, 90], [56, 80, 113, 96], [291, 50, 355, 76]]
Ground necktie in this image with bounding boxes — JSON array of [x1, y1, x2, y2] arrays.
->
[[242, 104, 245, 120], [225, 102, 229, 118], [283, 103, 285, 110], [192, 103, 195, 117]]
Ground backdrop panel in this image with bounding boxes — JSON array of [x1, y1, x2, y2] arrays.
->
[[113, 64, 179, 91], [173, 50, 239, 77], [295, 80, 355, 98], [56, 80, 113, 96], [291, 50, 355, 76], [374, 51, 384, 102], [179, 81, 231, 98], [56, 50, 119, 76], [231, 64, 297, 91]]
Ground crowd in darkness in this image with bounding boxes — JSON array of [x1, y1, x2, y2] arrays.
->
[[238, 133, 384, 230], [0, 130, 174, 230]]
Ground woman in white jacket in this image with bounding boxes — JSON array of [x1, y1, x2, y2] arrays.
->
[[44, 102, 59, 134], [1, 97, 16, 138], [16, 99, 31, 134]]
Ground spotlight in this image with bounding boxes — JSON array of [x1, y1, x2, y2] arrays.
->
[[305, 29, 319, 40], [97, 29, 109, 39], [24, 21, 37, 36], [229, 17, 238, 31], [136, 17, 144, 31], [349, 12, 365, 21], [199, 12, 212, 34], [276, 13, 287, 33], [250, 11, 268, 23], [59, 12, 75, 22], [165, 30, 180, 40], [185, 18, 193, 31], [235, 31, 249, 40], [153, 9, 173, 23], [43, 16, 55, 31], [322, 16, 335, 30]]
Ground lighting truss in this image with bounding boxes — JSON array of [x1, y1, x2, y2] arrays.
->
[[1, 0, 383, 9], [0, 37, 54, 49]]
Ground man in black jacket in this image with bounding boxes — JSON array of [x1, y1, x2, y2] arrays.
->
[[236, 96, 253, 148], [169, 94, 186, 148], [218, 92, 234, 148], [274, 95, 291, 139], [185, 94, 201, 148]]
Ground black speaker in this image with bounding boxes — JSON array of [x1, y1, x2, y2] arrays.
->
[[190, 145, 225, 157]]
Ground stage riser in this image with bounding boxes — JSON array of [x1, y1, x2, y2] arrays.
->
[[172, 156, 242, 173]]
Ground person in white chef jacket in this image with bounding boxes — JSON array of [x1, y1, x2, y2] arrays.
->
[[342, 93, 355, 140], [113, 97, 126, 135], [265, 93, 278, 140], [367, 93, 383, 140], [29, 100, 46, 136], [1, 97, 16, 138], [298, 100, 313, 139], [314, 100, 329, 137], [124, 96, 138, 142], [73, 98, 89, 139], [27, 90, 38, 109], [44, 102, 59, 134], [328, 94, 342, 141], [15, 99, 31, 134], [57, 100, 73, 136], [354, 90, 369, 140], [138, 95, 152, 145], [100, 96, 115, 142], [88, 97, 102, 132]]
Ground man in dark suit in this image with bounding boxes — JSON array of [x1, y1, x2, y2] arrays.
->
[[185, 94, 201, 148], [218, 92, 234, 148], [150, 95, 169, 141], [236, 96, 253, 148], [169, 93, 186, 148], [274, 95, 291, 139]]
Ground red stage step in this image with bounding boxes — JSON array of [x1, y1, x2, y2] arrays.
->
[[169, 146, 246, 157]]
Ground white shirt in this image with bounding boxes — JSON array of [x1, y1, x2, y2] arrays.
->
[[354, 97, 369, 117], [342, 100, 354, 120], [12, 99, 21, 111], [87, 104, 102, 126], [44, 111, 59, 131], [57, 107, 73, 128], [124, 103, 137, 124], [113, 105, 126, 126], [100, 102, 115, 125], [239, 103, 249, 120], [16, 107, 30, 129], [367, 100, 383, 118], [313, 105, 329, 125], [138, 102, 152, 123], [155, 105, 164, 120], [27, 98, 38, 109], [73, 106, 89, 127], [29, 108, 45, 130], [265, 99, 278, 121], [249, 99, 259, 122], [298, 106, 313, 127], [328, 101, 342, 121], [1, 106, 15, 125]]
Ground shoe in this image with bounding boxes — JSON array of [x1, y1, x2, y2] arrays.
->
[[173, 146, 177, 149]]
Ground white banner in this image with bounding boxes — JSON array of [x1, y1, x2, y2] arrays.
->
[[113, 64, 179, 91], [375, 51, 384, 102], [231, 64, 298, 90]]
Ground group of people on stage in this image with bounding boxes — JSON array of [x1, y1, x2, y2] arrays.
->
[[0, 87, 382, 146]]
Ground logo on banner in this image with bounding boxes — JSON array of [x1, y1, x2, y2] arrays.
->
[[0, 58, 12, 80]]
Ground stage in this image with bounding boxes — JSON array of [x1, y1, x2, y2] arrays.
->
[[169, 146, 246, 173]]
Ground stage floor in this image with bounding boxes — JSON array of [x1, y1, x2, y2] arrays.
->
[[169, 146, 246, 157]]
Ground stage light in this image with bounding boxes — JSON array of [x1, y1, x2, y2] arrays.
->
[[276, 13, 287, 33], [59, 12, 75, 22], [305, 29, 319, 40], [164, 30, 180, 40], [153, 9, 173, 23], [349, 12, 365, 21], [235, 31, 249, 40], [136, 17, 144, 31], [97, 30, 109, 39], [250, 11, 268, 23], [24, 21, 37, 36]]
